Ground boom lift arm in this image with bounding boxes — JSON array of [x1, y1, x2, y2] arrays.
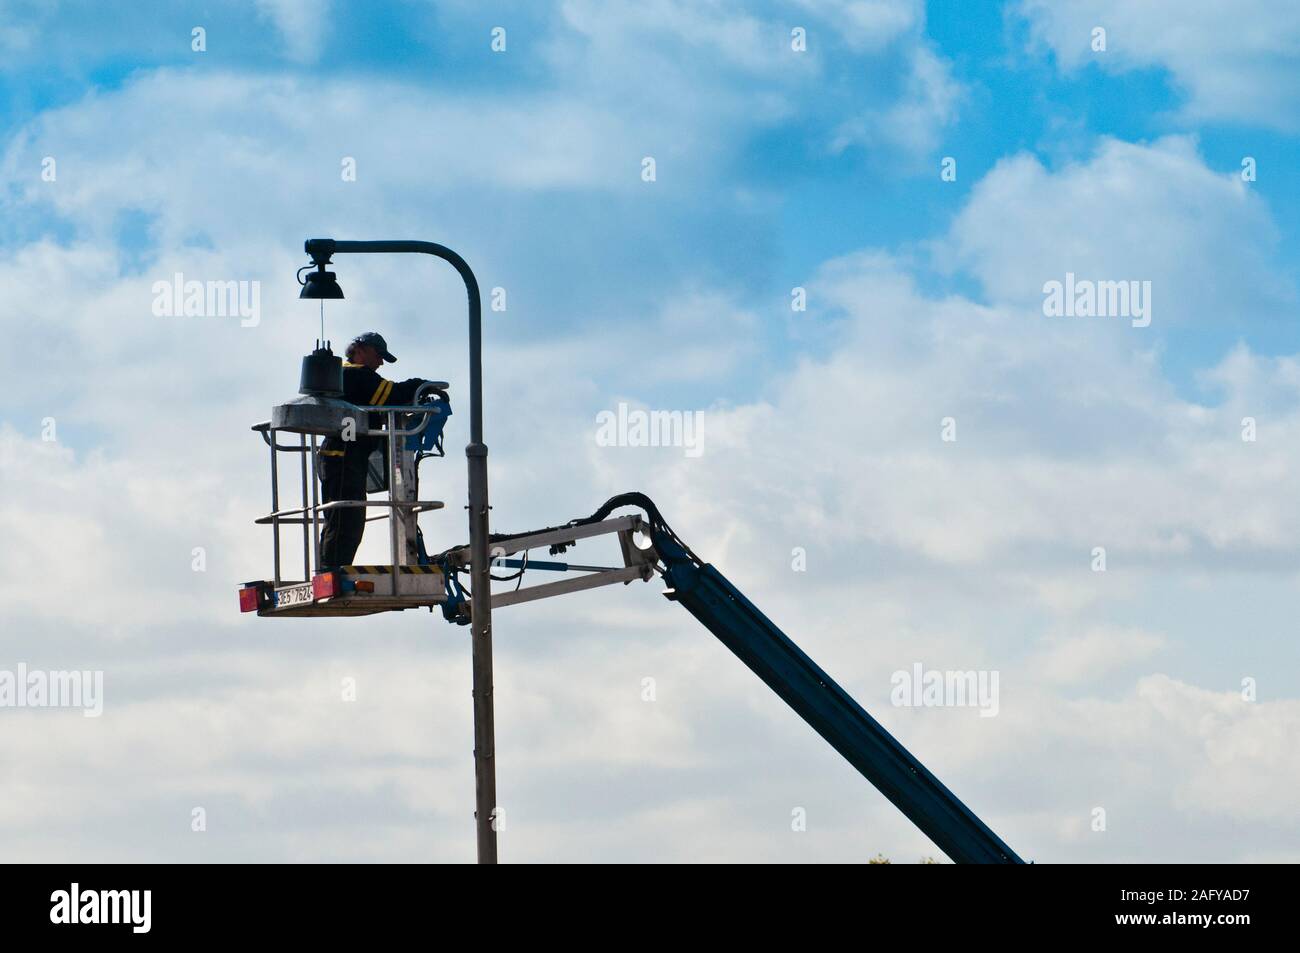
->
[[446, 493, 1024, 864]]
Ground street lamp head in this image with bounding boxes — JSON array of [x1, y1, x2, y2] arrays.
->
[[299, 266, 344, 299]]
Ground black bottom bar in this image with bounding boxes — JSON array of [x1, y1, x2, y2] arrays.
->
[[1, 863, 1284, 940]]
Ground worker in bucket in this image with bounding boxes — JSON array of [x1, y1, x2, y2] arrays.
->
[[318, 331, 437, 568]]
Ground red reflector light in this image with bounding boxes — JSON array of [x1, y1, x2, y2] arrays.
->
[[354, 580, 374, 593], [239, 586, 263, 613], [312, 572, 339, 600]]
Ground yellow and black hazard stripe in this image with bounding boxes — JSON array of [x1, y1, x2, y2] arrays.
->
[[339, 565, 442, 575]]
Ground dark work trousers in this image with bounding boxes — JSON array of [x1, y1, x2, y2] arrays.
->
[[318, 452, 369, 569]]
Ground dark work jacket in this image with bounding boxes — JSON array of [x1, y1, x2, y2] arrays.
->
[[320, 362, 429, 466]]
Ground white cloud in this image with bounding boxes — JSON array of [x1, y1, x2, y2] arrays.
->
[[0, 70, 645, 248], [254, 0, 330, 64], [944, 136, 1295, 326], [832, 44, 962, 156], [548, 0, 960, 163], [793, 0, 921, 52], [1133, 675, 1300, 824], [1032, 626, 1166, 684], [1019, 0, 1300, 130]]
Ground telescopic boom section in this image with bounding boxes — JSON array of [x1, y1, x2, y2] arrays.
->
[[650, 529, 1024, 865]]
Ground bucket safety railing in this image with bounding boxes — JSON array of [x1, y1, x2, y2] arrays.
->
[[252, 384, 447, 595]]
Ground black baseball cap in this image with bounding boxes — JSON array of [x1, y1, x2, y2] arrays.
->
[[351, 331, 396, 363]]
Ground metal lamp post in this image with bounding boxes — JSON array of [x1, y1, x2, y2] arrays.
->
[[302, 238, 498, 865]]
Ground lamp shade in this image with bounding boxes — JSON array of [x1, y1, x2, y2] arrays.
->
[[300, 268, 344, 299]]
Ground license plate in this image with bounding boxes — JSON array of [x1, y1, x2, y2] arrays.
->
[[275, 583, 315, 607]]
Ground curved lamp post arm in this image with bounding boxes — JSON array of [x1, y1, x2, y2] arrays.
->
[[305, 239, 484, 446], [304, 237, 497, 865]]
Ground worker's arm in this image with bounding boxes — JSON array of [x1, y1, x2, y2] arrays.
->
[[371, 377, 433, 406], [342, 365, 435, 407]]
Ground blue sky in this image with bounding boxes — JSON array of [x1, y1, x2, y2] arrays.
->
[[4, 0, 1297, 399], [2, 1, 1299, 863]]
